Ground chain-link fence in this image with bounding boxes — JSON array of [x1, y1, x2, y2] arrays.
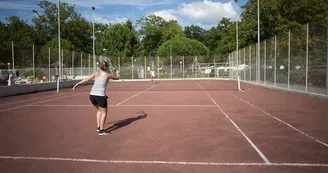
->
[[229, 19, 328, 98]]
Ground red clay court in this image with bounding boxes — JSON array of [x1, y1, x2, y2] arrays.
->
[[0, 79, 327, 173]]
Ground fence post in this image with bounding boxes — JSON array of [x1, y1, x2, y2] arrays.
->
[[183, 56, 185, 78], [288, 30, 291, 89], [157, 56, 159, 79], [264, 40, 266, 85], [12, 41, 14, 71], [274, 35, 277, 86], [33, 44, 35, 81], [49, 47, 50, 82], [88, 54, 90, 75], [249, 46, 251, 81], [144, 56, 147, 79], [243, 48, 246, 81], [326, 26, 328, 96], [81, 52, 83, 76], [306, 23, 309, 92], [72, 51, 74, 76], [170, 55, 172, 79], [118, 57, 120, 73], [132, 56, 134, 79]]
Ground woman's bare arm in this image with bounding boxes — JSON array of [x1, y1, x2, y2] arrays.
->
[[72, 72, 96, 90]]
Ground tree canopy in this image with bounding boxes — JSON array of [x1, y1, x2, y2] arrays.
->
[[0, 0, 327, 67]]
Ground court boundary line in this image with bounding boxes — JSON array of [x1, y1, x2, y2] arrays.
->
[[197, 83, 270, 164], [0, 93, 66, 107], [28, 104, 217, 107], [0, 155, 327, 167], [116, 85, 157, 105], [229, 93, 328, 147], [0, 93, 84, 113]]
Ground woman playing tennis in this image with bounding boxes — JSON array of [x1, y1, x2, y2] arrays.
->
[[72, 61, 120, 135]]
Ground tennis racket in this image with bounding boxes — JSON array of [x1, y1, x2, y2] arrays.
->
[[106, 57, 116, 74]]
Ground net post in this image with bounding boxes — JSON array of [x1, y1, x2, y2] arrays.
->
[[306, 23, 309, 92], [57, 77, 61, 93], [288, 30, 291, 89]]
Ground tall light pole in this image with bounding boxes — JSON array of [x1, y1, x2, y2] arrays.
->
[[92, 6, 96, 73], [58, 0, 61, 78]]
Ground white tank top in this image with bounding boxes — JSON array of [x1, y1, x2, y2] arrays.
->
[[90, 71, 108, 96]]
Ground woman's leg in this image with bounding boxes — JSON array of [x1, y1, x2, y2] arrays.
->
[[96, 106, 101, 130], [98, 107, 107, 130]]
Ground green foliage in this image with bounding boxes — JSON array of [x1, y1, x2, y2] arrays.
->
[[157, 37, 209, 57], [21, 68, 45, 79]]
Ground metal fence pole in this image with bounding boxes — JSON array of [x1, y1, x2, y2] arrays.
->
[[306, 23, 309, 92], [118, 57, 120, 73], [62, 49, 64, 77], [33, 44, 35, 81], [72, 51, 74, 76], [12, 41, 14, 71], [264, 40, 267, 85], [81, 52, 83, 76], [49, 47, 50, 81], [157, 56, 159, 79], [88, 54, 90, 75], [170, 55, 172, 79], [144, 56, 147, 79], [274, 35, 277, 86], [326, 26, 328, 96], [244, 48, 246, 81], [183, 56, 185, 78], [132, 56, 134, 79], [288, 30, 291, 89], [249, 46, 252, 81]]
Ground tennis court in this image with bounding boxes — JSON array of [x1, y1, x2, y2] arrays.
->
[[0, 79, 327, 173]]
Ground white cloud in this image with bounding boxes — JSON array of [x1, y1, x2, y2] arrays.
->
[[150, 10, 178, 21], [83, 12, 128, 24], [54, 0, 174, 8], [178, 0, 238, 26], [0, 1, 38, 10]]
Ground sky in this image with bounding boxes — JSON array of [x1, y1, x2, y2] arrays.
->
[[0, 0, 248, 29]]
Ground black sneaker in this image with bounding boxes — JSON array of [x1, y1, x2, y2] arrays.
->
[[97, 127, 100, 132], [98, 130, 110, 136]]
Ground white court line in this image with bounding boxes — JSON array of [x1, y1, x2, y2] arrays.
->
[[116, 85, 157, 106], [0, 93, 82, 113], [197, 83, 270, 164], [229, 93, 328, 147], [0, 93, 65, 107], [109, 83, 129, 88], [0, 156, 328, 167], [29, 104, 216, 107]]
